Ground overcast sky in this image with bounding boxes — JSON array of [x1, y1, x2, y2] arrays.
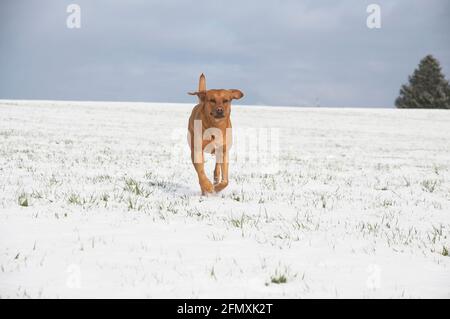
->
[[0, 0, 449, 107]]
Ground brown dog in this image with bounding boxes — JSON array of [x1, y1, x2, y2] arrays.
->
[[188, 74, 244, 195]]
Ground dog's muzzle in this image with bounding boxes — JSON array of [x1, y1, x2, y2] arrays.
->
[[214, 108, 224, 118]]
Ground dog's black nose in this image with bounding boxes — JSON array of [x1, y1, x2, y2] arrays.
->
[[216, 108, 224, 114]]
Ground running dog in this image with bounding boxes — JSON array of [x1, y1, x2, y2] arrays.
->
[[187, 74, 244, 195]]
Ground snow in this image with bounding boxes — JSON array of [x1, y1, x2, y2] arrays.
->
[[0, 99, 449, 298]]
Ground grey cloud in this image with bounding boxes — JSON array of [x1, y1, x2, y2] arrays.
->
[[0, 0, 449, 107]]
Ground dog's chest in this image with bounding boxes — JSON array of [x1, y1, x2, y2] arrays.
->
[[203, 127, 231, 154], [203, 135, 220, 154]]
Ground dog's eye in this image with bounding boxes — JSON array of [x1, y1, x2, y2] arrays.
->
[[209, 99, 216, 103], [223, 99, 229, 103]]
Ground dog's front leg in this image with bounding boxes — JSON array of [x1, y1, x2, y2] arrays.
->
[[191, 149, 214, 195], [214, 150, 229, 192]]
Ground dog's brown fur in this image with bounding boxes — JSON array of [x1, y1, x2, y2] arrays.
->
[[188, 74, 244, 195]]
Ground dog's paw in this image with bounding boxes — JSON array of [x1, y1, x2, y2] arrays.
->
[[200, 178, 214, 195], [214, 180, 229, 193]]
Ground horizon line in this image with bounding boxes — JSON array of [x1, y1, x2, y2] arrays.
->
[[0, 98, 395, 109]]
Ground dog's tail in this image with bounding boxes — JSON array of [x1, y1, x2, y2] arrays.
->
[[195, 73, 206, 103], [199, 73, 206, 92], [188, 74, 207, 102]]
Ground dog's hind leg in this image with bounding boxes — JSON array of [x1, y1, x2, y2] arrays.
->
[[214, 163, 221, 185], [214, 151, 229, 192]]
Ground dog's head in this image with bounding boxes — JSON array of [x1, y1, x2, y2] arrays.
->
[[189, 89, 244, 120]]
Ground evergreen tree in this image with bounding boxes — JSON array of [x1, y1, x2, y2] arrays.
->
[[395, 55, 450, 109]]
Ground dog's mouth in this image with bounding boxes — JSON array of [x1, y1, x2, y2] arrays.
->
[[211, 112, 225, 119]]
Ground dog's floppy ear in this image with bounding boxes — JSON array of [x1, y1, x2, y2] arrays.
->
[[229, 89, 244, 100], [188, 91, 206, 101]]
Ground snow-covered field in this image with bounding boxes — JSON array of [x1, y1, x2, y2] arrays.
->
[[0, 100, 449, 298]]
